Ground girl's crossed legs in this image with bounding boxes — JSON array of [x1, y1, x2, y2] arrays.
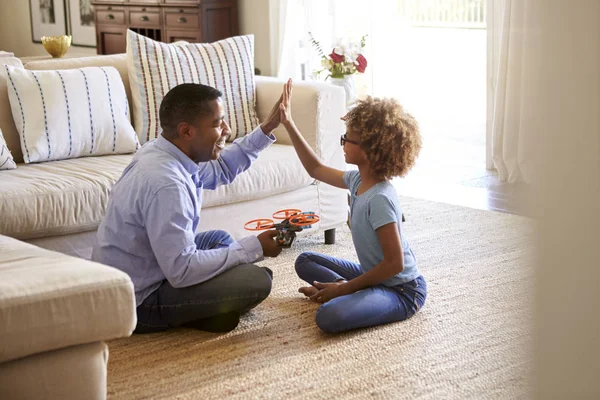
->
[[295, 252, 426, 333]]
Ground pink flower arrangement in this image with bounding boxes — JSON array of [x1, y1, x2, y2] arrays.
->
[[310, 33, 368, 79]]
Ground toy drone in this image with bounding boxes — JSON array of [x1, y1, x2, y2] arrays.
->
[[244, 209, 320, 248]]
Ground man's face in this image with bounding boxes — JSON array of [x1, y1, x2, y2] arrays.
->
[[188, 98, 231, 163]]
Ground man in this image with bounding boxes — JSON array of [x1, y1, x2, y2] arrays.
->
[[92, 83, 284, 333]]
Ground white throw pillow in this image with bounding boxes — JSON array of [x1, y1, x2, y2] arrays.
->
[[0, 57, 25, 164], [4, 65, 139, 163], [0, 128, 16, 170], [126, 29, 259, 144]]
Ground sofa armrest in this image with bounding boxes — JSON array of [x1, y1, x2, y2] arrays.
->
[[0, 235, 136, 364], [255, 76, 346, 168]]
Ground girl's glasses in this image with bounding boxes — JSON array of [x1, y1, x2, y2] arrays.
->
[[340, 134, 360, 146]]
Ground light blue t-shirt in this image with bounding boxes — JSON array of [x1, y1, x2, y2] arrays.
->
[[344, 170, 420, 286]]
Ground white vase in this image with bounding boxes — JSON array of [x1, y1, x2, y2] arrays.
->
[[330, 75, 356, 107]]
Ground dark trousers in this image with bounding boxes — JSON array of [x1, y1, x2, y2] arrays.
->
[[135, 230, 272, 333]]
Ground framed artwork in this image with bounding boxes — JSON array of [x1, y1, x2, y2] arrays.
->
[[29, 0, 68, 43], [67, 0, 96, 47]]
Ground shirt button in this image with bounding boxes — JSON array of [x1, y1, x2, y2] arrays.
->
[[255, 253, 260, 258]]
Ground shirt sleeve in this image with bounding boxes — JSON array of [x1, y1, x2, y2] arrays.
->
[[343, 170, 360, 193], [144, 183, 264, 288], [196, 125, 276, 190], [368, 193, 399, 231]]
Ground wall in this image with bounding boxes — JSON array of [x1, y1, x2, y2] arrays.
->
[[239, 0, 274, 76], [0, 0, 273, 74], [0, 0, 96, 58], [532, 0, 600, 398]]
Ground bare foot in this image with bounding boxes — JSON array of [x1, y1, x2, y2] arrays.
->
[[298, 286, 318, 298]]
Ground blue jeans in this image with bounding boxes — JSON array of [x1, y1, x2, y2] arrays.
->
[[135, 230, 272, 333], [295, 252, 427, 333]]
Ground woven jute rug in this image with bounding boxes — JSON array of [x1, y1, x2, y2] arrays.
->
[[107, 196, 535, 399]]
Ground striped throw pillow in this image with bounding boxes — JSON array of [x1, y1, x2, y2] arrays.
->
[[126, 30, 259, 143], [5, 65, 139, 163], [0, 128, 16, 170]]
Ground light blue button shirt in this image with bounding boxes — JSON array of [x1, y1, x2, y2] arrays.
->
[[92, 126, 275, 306]]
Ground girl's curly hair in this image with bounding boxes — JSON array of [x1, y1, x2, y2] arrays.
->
[[344, 97, 422, 180]]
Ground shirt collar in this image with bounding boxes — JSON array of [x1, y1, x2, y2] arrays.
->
[[155, 135, 199, 176]]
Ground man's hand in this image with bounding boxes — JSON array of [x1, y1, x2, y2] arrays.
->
[[279, 79, 293, 126], [309, 281, 350, 303], [257, 230, 282, 257]]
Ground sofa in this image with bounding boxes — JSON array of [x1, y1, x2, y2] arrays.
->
[[0, 53, 347, 258], [0, 235, 136, 400], [0, 41, 347, 397]]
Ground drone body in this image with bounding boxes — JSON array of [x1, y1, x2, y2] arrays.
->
[[245, 209, 320, 248]]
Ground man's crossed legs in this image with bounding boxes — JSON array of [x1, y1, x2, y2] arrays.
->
[[135, 230, 272, 333]]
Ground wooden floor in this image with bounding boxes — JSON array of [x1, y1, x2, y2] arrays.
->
[[393, 137, 532, 217], [395, 170, 532, 217]]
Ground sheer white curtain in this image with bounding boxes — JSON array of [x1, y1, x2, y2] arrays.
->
[[276, 0, 394, 95], [277, 0, 342, 80], [491, 0, 539, 182], [275, 0, 310, 80], [269, 0, 289, 77]]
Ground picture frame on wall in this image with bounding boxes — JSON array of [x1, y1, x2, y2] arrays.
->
[[67, 0, 96, 47], [29, 0, 68, 43]]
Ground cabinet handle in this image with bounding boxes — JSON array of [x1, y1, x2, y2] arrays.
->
[[140, 16, 150, 22], [106, 14, 115, 20], [179, 9, 185, 13], [107, 6, 112, 10], [178, 17, 187, 23], [141, 8, 146, 12]]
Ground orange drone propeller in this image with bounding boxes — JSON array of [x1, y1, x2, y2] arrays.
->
[[272, 209, 302, 220], [244, 218, 275, 231], [289, 213, 320, 227]]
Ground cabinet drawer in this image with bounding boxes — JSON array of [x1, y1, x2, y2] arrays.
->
[[163, 7, 199, 14], [165, 12, 199, 30], [128, 6, 160, 13], [96, 10, 126, 25], [163, 0, 199, 5], [127, 0, 160, 5], [129, 11, 161, 27], [165, 29, 202, 44]]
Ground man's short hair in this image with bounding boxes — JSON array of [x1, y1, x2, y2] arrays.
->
[[159, 83, 223, 138]]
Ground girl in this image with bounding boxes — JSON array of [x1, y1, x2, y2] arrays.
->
[[279, 79, 426, 333]]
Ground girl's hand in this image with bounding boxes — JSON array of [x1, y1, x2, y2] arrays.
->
[[309, 281, 349, 303], [279, 78, 293, 126]]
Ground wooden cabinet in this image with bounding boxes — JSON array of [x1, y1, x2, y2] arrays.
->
[[201, 1, 238, 43], [96, 26, 128, 55], [165, 29, 202, 43], [92, 0, 239, 55], [164, 0, 199, 4]]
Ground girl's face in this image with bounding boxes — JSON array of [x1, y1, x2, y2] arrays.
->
[[342, 126, 367, 166]]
